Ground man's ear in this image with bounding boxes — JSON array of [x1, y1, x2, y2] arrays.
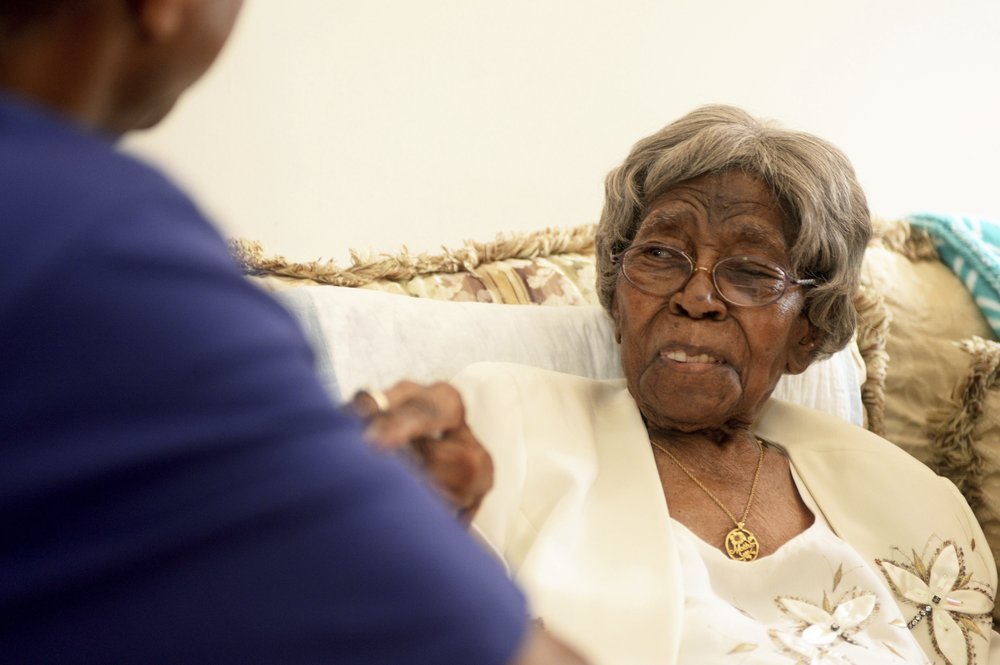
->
[[125, 0, 186, 41], [786, 316, 820, 375]]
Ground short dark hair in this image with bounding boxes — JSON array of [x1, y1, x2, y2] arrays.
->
[[0, 1, 80, 34]]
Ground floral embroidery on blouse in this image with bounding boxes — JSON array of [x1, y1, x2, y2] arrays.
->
[[770, 585, 880, 664], [876, 541, 992, 665]]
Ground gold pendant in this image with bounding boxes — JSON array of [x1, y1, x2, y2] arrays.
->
[[724, 523, 759, 561]]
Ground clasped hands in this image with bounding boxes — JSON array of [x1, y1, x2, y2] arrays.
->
[[350, 381, 492, 524]]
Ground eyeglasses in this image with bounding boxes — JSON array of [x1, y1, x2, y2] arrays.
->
[[611, 243, 817, 307]]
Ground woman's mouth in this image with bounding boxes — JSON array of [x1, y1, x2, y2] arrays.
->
[[662, 349, 723, 365]]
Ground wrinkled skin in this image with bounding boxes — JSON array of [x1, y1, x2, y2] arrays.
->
[[611, 170, 817, 439], [352, 381, 494, 524]]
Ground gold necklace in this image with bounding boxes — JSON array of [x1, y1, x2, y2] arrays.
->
[[651, 436, 765, 562]]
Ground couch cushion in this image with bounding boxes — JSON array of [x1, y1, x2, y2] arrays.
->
[[274, 285, 865, 427]]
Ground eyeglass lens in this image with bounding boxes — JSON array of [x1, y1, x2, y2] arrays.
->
[[622, 245, 790, 306]]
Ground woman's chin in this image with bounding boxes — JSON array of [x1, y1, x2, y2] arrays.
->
[[646, 411, 735, 435], [633, 365, 753, 433], [639, 394, 743, 433]]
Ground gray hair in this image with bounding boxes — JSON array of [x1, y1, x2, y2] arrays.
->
[[595, 105, 871, 359]]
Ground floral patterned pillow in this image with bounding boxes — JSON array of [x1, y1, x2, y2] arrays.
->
[[232, 225, 598, 306]]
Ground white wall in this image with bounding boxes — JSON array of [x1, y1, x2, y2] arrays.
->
[[127, 0, 1000, 263]]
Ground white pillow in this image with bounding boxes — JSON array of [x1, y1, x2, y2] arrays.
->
[[274, 285, 865, 426]]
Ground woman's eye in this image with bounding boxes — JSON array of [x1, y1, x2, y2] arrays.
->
[[740, 267, 776, 278], [728, 262, 783, 281], [644, 245, 681, 259]]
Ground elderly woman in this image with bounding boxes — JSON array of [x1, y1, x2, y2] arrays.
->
[[448, 106, 999, 665]]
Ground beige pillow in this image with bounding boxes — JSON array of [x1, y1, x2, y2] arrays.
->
[[861, 241, 994, 464], [935, 337, 1000, 622], [862, 223, 1000, 621]]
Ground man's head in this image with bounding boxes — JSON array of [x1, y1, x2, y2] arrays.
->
[[0, 0, 244, 133]]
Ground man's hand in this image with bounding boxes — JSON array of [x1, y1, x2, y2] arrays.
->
[[351, 381, 493, 524], [352, 386, 590, 663]]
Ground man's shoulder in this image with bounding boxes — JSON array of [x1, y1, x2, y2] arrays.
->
[[0, 97, 217, 295], [0, 96, 191, 238]]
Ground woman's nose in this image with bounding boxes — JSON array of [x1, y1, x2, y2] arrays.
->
[[668, 266, 728, 320]]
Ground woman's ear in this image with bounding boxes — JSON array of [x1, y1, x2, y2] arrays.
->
[[610, 294, 622, 344], [786, 317, 820, 375]]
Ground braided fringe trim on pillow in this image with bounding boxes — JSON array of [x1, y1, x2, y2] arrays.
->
[[928, 336, 1000, 510], [853, 283, 891, 435], [230, 225, 597, 287], [853, 218, 938, 435], [869, 217, 939, 260]]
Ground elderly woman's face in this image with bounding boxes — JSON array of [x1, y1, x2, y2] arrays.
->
[[612, 170, 816, 433]]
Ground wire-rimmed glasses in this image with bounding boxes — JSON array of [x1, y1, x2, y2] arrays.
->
[[611, 243, 817, 307]]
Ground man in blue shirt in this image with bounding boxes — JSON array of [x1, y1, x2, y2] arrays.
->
[[0, 2, 585, 663]]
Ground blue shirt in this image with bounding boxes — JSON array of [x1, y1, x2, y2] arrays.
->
[[0, 95, 526, 664]]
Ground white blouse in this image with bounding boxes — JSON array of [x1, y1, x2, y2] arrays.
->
[[672, 470, 932, 664]]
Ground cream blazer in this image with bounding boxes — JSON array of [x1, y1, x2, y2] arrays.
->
[[453, 362, 998, 665]]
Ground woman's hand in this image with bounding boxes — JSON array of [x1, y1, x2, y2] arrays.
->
[[350, 381, 493, 524]]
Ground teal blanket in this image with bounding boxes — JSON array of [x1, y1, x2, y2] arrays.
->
[[908, 213, 1000, 336]]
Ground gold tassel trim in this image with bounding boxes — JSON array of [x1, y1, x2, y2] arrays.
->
[[230, 224, 596, 287]]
